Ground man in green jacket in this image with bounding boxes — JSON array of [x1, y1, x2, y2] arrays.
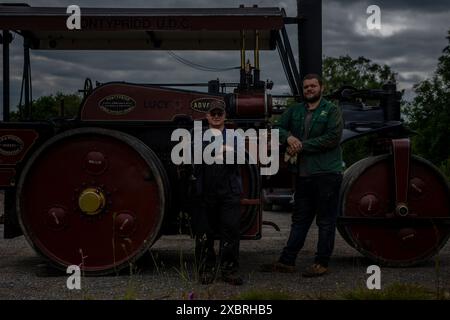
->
[[262, 74, 343, 277]]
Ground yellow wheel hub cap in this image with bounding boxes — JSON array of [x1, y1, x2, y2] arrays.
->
[[78, 188, 105, 215]]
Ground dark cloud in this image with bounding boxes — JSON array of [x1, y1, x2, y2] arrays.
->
[[1, 0, 449, 111], [321, 0, 449, 97], [330, 0, 450, 12]]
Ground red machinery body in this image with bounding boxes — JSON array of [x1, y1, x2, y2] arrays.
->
[[80, 83, 269, 121]]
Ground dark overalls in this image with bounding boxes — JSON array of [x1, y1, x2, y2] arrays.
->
[[191, 129, 242, 274]]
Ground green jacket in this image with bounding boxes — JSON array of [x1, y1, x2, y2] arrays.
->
[[273, 98, 344, 175]]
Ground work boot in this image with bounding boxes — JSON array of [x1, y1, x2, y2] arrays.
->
[[302, 263, 328, 277], [259, 261, 296, 273]]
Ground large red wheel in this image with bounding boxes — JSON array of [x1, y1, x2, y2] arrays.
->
[[338, 155, 450, 266], [239, 161, 260, 234], [17, 128, 169, 275]]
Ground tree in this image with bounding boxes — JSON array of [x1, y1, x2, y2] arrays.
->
[[11, 92, 81, 121], [322, 55, 398, 167], [323, 55, 397, 94], [404, 30, 450, 178]]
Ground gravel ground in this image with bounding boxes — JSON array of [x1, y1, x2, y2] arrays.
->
[[1, 208, 449, 300]]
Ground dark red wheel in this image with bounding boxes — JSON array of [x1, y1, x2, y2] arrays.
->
[[239, 161, 260, 234], [17, 128, 169, 274], [338, 155, 450, 266]]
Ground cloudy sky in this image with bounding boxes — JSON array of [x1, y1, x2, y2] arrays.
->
[[1, 0, 449, 110]]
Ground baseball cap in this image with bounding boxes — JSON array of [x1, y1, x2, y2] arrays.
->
[[207, 100, 226, 113]]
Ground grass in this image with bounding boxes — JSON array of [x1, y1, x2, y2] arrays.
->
[[122, 282, 139, 300], [341, 282, 437, 300], [172, 248, 200, 284], [231, 282, 450, 301]]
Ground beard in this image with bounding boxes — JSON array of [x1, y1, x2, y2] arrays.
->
[[304, 92, 322, 103]]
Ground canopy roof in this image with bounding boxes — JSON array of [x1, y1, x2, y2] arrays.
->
[[0, 4, 285, 50]]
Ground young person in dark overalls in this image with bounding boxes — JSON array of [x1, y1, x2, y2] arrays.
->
[[191, 102, 243, 285]]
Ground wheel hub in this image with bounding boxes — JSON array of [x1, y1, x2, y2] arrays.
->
[[78, 188, 105, 215]]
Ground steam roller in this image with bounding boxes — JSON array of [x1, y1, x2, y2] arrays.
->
[[338, 139, 450, 266], [16, 128, 169, 275], [2, 2, 449, 275]]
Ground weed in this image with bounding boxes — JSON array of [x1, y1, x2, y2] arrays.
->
[[148, 250, 164, 275], [173, 248, 200, 284], [122, 281, 139, 300]]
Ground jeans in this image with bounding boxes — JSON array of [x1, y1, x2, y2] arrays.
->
[[279, 173, 343, 267]]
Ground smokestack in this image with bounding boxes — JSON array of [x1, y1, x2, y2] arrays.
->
[[298, 0, 323, 81]]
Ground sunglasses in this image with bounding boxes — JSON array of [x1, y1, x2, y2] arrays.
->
[[209, 111, 224, 117]]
